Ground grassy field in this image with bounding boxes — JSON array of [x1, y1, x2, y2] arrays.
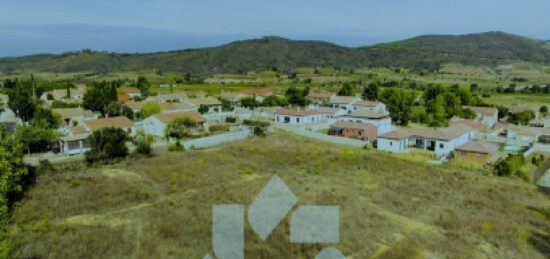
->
[[5, 131, 550, 258], [483, 94, 550, 112]]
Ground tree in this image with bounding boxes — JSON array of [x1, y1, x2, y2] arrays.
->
[[540, 105, 548, 115], [106, 102, 134, 120], [7, 80, 37, 122], [65, 81, 72, 98], [83, 81, 118, 116], [164, 117, 197, 140], [140, 102, 162, 118], [31, 107, 62, 129], [15, 126, 58, 154], [136, 76, 150, 97], [198, 104, 209, 114], [509, 110, 535, 125], [430, 95, 447, 127], [240, 97, 258, 110], [85, 127, 129, 163], [337, 83, 354, 96], [379, 88, 416, 126], [220, 98, 234, 112], [134, 133, 153, 156], [285, 86, 310, 106], [362, 82, 379, 100], [0, 127, 29, 221]]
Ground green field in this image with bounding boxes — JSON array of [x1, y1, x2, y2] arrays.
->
[[5, 132, 550, 258], [484, 94, 550, 112]]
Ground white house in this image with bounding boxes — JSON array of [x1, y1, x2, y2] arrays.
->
[[351, 100, 388, 114], [464, 106, 498, 128], [142, 111, 206, 137], [328, 96, 362, 113], [59, 133, 91, 155], [335, 110, 394, 134], [185, 97, 223, 113], [275, 108, 323, 124], [377, 124, 477, 158], [53, 108, 98, 127]]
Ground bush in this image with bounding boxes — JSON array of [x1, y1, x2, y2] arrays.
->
[[225, 116, 238, 123], [243, 119, 270, 128], [253, 126, 266, 137], [85, 127, 129, 164], [209, 124, 230, 133], [136, 139, 152, 156], [168, 141, 184, 152]]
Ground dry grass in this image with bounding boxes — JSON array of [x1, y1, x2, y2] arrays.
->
[[6, 131, 550, 258]]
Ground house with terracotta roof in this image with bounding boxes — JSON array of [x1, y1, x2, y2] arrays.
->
[[185, 97, 223, 113], [121, 87, 142, 98], [53, 108, 98, 127], [59, 133, 91, 156], [275, 108, 323, 124], [453, 141, 500, 164], [118, 93, 132, 103], [308, 90, 335, 104], [148, 92, 188, 103], [142, 111, 206, 137], [351, 100, 388, 114], [464, 106, 499, 128], [328, 96, 362, 112], [336, 110, 394, 134], [329, 121, 377, 142], [377, 124, 477, 158], [82, 116, 135, 135]]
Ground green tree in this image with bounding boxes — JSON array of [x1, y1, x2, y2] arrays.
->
[[0, 127, 29, 221], [83, 81, 118, 116], [164, 117, 197, 140], [240, 97, 258, 110], [220, 98, 234, 112], [337, 83, 354, 96], [65, 81, 72, 98], [285, 86, 310, 106], [380, 88, 416, 126], [136, 76, 150, 97], [106, 102, 135, 120], [539, 105, 548, 115], [430, 95, 447, 127], [140, 102, 162, 118], [85, 127, 129, 163], [7, 80, 37, 122], [15, 126, 58, 154], [198, 104, 209, 114], [362, 82, 379, 100]]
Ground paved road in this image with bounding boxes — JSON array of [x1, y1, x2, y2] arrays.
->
[[274, 123, 366, 148]]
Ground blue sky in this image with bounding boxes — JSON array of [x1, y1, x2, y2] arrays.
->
[[1, 0, 549, 57]]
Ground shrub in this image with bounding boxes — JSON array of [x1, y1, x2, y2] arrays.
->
[[85, 127, 129, 164], [253, 126, 266, 137], [225, 116, 238, 123], [243, 119, 270, 128], [209, 124, 230, 133], [136, 139, 152, 156], [168, 141, 184, 152]]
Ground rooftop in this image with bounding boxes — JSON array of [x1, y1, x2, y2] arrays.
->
[[328, 96, 360, 104], [276, 108, 319, 116], [455, 141, 499, 154], [331, 121, 378, 131], [84, 116, 134, 131], [153, 111, 206, 124], [186, 97, 222, 106], [379, 124, 475, 141]]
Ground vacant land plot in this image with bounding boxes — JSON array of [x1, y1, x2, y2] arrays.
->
[[6, 132, 550, 258], [484, 94, 550, 112]]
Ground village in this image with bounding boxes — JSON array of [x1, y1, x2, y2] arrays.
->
[[2, 80, 550, 175]]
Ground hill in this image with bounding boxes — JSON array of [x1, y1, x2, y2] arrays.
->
[[1, 32, 550, 75], [361, 31, 550, 68], [5, 132, 550, 258]]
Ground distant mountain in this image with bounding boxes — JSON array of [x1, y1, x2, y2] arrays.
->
[[1, 32, 550, 75], [361, 31, 550, 68]]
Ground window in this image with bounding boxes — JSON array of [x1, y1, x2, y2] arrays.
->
[[68, 141, 80, 150], [390, 141, 393, 146], [439, 143, 444, 149]]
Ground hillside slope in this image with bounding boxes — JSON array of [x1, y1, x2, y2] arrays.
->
[[6, 132, 550, 258], [1, 32, 550, 75], [362, 31, 550, 68]]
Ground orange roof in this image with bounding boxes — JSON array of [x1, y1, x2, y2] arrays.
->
[[122, 87, 141, 94], [276, 108, 319, 116], [118, 94, 131, 102], [84, 116, 134, 131], [153, 112, 206, 124]]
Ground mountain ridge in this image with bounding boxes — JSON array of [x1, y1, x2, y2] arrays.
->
[[1, 31, 550, 75]]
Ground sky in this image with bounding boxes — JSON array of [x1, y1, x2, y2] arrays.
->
[[1, 0, 549, 57]]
